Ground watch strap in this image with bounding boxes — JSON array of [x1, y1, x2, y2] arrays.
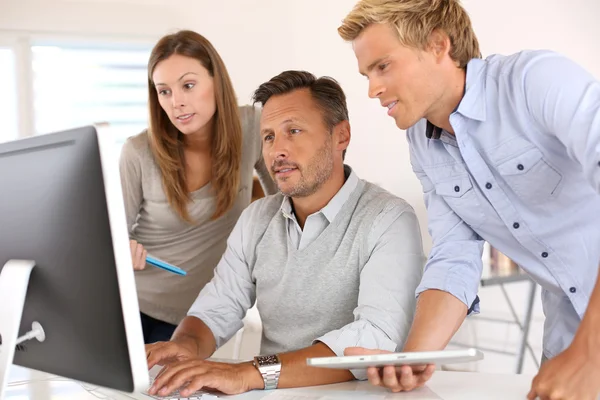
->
[[254, 355, 281, 390]]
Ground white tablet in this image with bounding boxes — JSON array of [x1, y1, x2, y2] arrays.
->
[[306, 348, 483, 369]]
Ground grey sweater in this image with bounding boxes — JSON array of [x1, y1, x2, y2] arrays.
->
[[119, 105, 276, 325], [188, 168, 425, 378]]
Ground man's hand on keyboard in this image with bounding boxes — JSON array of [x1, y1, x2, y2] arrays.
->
[[146, 340, 197, 369], [147, 359, 264, 397]]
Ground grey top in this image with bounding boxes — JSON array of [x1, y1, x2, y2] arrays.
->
[[188, 166, 425, 379], [119, 105, 276, 325]]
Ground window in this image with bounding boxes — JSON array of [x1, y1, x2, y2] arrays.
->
[[31, 44, 151, 151], [0, 47, 19, 143]]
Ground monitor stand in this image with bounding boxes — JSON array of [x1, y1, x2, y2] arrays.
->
[[0, 260, 45, 400]]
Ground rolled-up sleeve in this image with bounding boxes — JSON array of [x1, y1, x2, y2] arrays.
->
[[408, 135, 484, 315], [315, 205, 425, 380], [520, 52, 600, 194], [187, 208, 256, 348]]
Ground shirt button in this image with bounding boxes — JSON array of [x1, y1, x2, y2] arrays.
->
[[517, 164, 524, 171], [513, 222, 520, 229], [485, 182, 492, 189], [570, 287, 577, 293], [454, 185, 460, 192], [541, 252, 549, 258]]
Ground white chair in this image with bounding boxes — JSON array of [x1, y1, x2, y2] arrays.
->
[[212, 305, 262, 361]]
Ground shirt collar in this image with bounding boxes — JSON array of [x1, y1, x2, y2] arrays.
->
[[456, 58, 487, 122], [279, 165, 359, 223], [425, 58, 487, 138]]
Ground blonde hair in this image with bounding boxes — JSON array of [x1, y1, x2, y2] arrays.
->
[[147, 30, 242, 222], [338, 0, 481, 68]]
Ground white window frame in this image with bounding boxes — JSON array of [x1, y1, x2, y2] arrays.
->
[[0, 33, 34, 139]]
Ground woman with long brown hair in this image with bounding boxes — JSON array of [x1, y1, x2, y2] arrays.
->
[[119, 30, 276, 344]]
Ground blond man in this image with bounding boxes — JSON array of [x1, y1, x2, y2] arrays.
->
[[338, 1, 600, 399]]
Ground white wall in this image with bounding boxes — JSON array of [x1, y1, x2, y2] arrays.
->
[[2, 0, 599, 373]]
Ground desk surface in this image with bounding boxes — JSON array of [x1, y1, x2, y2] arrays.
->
[[5, 365, 534, 400]]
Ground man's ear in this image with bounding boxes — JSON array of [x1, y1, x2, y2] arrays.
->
[[333, 120, 351, 155], [428, 29, 452, 63]]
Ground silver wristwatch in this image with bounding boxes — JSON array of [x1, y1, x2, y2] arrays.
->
[[253, 354, 281, 390]]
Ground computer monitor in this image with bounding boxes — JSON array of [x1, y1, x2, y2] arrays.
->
[[0, 126, 149, 398]]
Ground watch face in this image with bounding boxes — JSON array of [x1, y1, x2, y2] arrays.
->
[[257, 354, 280, 366]]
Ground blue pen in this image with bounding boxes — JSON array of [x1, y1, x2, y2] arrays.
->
[[145, 255, 187, 276]]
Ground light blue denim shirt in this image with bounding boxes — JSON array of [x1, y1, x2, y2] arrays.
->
[[407, 50, 600, 358]]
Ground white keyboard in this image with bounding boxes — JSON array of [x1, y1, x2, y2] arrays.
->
[[143, 376, 218, 400]]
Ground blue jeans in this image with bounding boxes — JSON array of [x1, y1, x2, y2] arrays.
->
[[140, 312, 177, 344]]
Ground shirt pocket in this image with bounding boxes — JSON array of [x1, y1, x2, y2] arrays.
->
[[495, 147, 563, 205], [434, 174, 487, 229]]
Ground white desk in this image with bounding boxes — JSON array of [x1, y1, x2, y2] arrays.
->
[[5, 365, 534, 400]]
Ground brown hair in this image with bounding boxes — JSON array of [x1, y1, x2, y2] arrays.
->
[[252, 70, 349, 159], [147, 30, 242, 222], [338, 0, 481, 68]]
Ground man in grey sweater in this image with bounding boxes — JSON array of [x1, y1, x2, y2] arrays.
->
[[145, 71, 425, 397]]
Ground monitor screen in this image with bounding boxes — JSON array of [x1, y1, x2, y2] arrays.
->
[[0, 126, 148, 394]]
